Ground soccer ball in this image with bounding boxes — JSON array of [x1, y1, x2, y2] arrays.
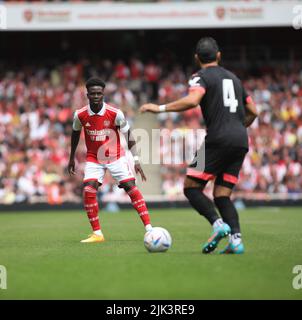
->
[[144, 227, 172, 253]]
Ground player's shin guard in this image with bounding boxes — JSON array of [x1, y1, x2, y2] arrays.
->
[[83, 185, 101, 232], [126, 186, 151, 227], [214, 196, 240, 234], [184, 188, 220, 225]]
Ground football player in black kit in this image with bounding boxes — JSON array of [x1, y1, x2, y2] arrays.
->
[[140, 37, 258, 254]]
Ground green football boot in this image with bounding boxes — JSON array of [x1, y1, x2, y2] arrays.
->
[[202, 223, 231, 254], [219, 242, 245, 254]]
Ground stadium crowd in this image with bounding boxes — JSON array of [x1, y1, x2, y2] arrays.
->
[[0, 58, 302, 204]]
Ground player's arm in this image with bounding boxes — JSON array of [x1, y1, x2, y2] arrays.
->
[[139, 89, 204, 114], [244, 96, 258, 127], [68, 112, 82, 176], [116, 111, 146, 181]]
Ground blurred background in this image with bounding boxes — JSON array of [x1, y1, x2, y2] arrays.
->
[[0, 0, 302, 209]]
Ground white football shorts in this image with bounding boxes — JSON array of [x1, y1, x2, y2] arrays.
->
[[83, 156, 135, 184]]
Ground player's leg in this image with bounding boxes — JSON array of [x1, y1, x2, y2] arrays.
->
[[184, 144, 221, 224], [183, 176, 220, 225], [213, 148, 248, 254], [184, 145, 231, 253], [108, 156, 152, 232], [214, 185, 244, 253], [183, 176, 231, 253], [213, 185, 244, 254], [213, 185, 241, 237], [120, 180, 152, 232], [81, 162, 105, 243]]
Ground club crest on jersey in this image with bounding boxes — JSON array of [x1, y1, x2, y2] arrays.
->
[[103, 120, 110, 127]]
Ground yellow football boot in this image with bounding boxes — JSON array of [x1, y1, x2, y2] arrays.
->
[[80, 233, 105, 243]]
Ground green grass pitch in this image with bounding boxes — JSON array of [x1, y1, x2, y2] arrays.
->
[[0, 207, 302, 300]]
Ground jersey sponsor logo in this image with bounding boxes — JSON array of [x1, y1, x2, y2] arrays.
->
[[85, 128, 113, 142], [189, 77, 201, 87], [86, 129, 111, 135]]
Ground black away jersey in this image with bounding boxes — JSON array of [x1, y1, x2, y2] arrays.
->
[[188, 66, 250, 149]]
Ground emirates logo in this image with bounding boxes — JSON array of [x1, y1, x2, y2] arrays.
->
[[24, 10, 33, 22]]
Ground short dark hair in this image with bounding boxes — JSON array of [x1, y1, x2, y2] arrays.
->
[[86, 77, 106, 90], [196, 37, 219, 64]]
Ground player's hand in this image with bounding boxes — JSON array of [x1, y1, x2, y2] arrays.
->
[[68, 159, 76, 176], [134, 163, 147, 181], [139, 103, 160, 114]]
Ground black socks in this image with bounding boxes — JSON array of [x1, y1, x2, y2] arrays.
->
[[184, 188, 220, 225], [214, 196, 240, 234]]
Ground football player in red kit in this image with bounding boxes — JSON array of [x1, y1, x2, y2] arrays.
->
[[68, 77, 152, 243]]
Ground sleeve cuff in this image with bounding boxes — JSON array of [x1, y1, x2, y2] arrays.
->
[[72, 126, 82, 131], [120, 122, 130, 133]]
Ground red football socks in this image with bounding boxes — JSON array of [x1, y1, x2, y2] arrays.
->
[[126, 186, 151, 226], [83, 185, 101, 231]]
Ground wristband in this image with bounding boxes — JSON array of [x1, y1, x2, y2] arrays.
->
[[159, 105, 167, 112], [133, 155, 140, 162]]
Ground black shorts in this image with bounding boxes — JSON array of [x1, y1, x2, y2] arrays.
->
[[187, 144, 248, 189]]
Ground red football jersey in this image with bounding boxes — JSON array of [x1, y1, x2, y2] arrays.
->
[[73, 103, 130, 164]]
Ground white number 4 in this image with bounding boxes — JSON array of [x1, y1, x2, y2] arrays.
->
[[223, 79, 238, 113]]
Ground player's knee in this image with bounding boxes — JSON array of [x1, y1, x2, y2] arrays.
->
[[183, 187, 191, 199], [184, 176, 203, 189], [213, 185, 232, 198], [184, 176, 206, 199], [184, 187, 199, 200], [183, 187, 190, 199], [84, 180, 99, 190], [120, 180, 136, 192], [83, 183, 98, 199]]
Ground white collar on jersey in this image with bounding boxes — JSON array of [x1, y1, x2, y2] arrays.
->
[[88, 103, 106, 116]]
